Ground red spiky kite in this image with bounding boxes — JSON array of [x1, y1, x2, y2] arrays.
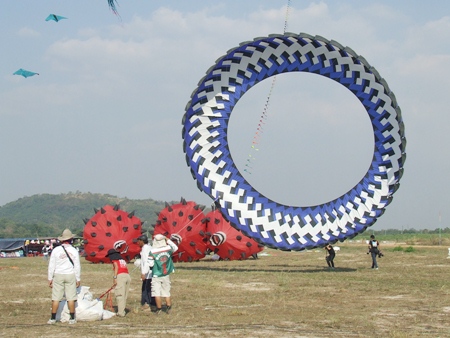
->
[[82, 205, 143, 263], [205, 208, 264, 260], [153, 198, 208, 262]]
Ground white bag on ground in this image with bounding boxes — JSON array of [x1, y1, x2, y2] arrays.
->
[[55, 285, 115, 321]]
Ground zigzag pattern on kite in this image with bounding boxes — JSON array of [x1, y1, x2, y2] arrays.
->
[[182, 33, 406, 251]]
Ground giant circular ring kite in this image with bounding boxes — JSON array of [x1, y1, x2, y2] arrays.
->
[[182, 33, 406, 251]]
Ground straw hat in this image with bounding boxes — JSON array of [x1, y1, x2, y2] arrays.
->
[[58, 229, 75, 242], [153, 234, 167, 248]]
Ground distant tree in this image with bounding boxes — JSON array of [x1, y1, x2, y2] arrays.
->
[[0, 193, 174, 238]]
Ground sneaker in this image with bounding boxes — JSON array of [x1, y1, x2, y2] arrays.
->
[[68, 319, 77, 324], [141, 304, 150, 312], [154, 308, 162, 314], [47, 319, 56, 325], [165, 305, 172, 314]]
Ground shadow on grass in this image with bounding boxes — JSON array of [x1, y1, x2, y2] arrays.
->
[[174, 265, 357, 273]]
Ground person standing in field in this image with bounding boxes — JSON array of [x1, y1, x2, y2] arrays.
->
[[368, 234, 380, 269], [47, 229, 81, 325], [324, 243, 335, 270], [137, 234, 156, 312], [42, 242, 51, 261], [24, 239, 30, 257], [148, 234, 178, 314], [106, 248, 131, 317]]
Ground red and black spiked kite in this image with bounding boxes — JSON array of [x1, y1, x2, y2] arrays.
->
[[153, 198, 208, 262], [82, 204, 143, 263], [205, 207, 264, 260]]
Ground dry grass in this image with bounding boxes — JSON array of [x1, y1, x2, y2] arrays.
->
[[1, 241, 450, 337]]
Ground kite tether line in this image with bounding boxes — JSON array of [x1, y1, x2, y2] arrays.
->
[[171, 196, 220, 236], [244, 0, 291, 175]]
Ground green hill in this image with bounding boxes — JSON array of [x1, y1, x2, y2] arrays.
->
[[0, 192, 181, 238]]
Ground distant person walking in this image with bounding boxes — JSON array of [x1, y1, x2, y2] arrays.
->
[[137, 234, 156, 311], [324, 243, 335, 269], [106, 248, 131, 317], [24, 239, 30, 257], [368, 235, 380, 269], [42, 244, 51, 261], [148, 234, 178, 314], [47, 229, 81, 325]]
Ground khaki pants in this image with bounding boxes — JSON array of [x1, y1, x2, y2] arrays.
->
[[115, 273, 131, 316]]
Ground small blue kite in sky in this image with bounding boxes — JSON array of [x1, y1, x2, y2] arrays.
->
[[13, 69, 39, 78], [45, 14, 67, 22]]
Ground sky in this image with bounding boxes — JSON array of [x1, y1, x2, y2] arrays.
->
[[1, 0, 449, 230]]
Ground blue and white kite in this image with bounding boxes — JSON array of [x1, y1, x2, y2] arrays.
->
[[182, 33, 406, 251], [45, 14, 67, 22], [13, 68, 39, 78]]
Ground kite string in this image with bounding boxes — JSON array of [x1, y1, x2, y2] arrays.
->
[[172, 209, 205, 236], [244, 0, 291, 175], [283, 0, 291, 34], [164, 199, 219, 257], [170, 197, 220, 236]]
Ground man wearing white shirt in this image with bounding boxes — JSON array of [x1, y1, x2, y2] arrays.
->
[[137, 234, 156, 311], [47, 229, 81, 324]]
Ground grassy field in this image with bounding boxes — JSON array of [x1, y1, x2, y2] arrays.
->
[[1, 240, 450, 337], [367, 233, 450, 247]]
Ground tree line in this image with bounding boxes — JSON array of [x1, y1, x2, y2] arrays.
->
[[0, 192, 447, 239], [0, 192, 178, 238]]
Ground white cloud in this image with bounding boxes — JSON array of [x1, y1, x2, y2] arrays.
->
[[2, 2, 450, 230], [17, 26, 40, 37]]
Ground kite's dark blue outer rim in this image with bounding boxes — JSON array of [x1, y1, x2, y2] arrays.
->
[[182, 33, 406, 251]]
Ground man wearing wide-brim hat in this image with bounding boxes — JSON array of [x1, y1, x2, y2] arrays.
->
[[47, 229, 81, 325], [148, 234, 178, 314]]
